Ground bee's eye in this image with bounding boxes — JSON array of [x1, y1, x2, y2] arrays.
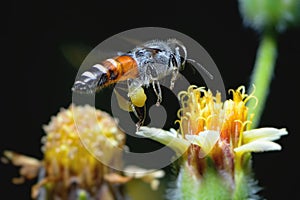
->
[[170, 54, 179, 68]]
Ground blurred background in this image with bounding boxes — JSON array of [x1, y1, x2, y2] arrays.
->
[[2, 1, 299, 199]]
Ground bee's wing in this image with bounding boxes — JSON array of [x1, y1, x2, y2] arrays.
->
[[113, 77, 145, 111], [114, 78, 147, 128], [60, 43, 92, 69], [116, 35, 144, 47], [113, 86, 133, 112]]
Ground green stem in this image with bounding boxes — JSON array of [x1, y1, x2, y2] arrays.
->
[[248, 31, 278, 128]]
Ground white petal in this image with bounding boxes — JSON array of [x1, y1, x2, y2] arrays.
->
[[124, 165, 165, 178], [243, 128, 288, 143], [234, 140, 282, 153], [185, 130, 220, 158], [136, 126, 190, 155]]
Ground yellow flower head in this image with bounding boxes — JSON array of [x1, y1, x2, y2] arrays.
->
[[40, 104, 126, 198], [43, 103, 125, 172], [178, 85, 253, 145], [24, 105, 125, 199], [4, 104, 165, 199], [137, 85, 287, 177]]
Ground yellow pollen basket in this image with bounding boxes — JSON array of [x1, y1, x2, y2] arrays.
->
[[130, 87, 147, 107]]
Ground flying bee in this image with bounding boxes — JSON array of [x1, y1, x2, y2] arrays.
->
[[72, 38, 187, 128]]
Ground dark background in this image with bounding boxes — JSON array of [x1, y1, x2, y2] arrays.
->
[[1, 1, 299, 199]]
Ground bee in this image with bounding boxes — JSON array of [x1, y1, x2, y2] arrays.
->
[[72, 38, 187, 128]]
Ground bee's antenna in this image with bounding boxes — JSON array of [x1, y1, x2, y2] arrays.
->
[[186, 58, 214, 80]]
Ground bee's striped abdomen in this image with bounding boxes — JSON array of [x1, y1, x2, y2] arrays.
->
[[72, 55, 138, 93]]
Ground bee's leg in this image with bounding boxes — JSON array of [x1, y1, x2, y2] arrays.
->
[[131, 103, 146, 131], [170, 66, 179, 90], [152, 80, 162, 106], [146, 64, 162, 106]]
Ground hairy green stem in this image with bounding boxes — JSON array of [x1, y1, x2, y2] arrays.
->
[[248, 32, 278, 128]]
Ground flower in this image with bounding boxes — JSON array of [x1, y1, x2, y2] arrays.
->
[[40, 104, 126, 199], [137, 85, 288, 200], [4, 104, 126, 199], [3, 104, 165, 199]]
